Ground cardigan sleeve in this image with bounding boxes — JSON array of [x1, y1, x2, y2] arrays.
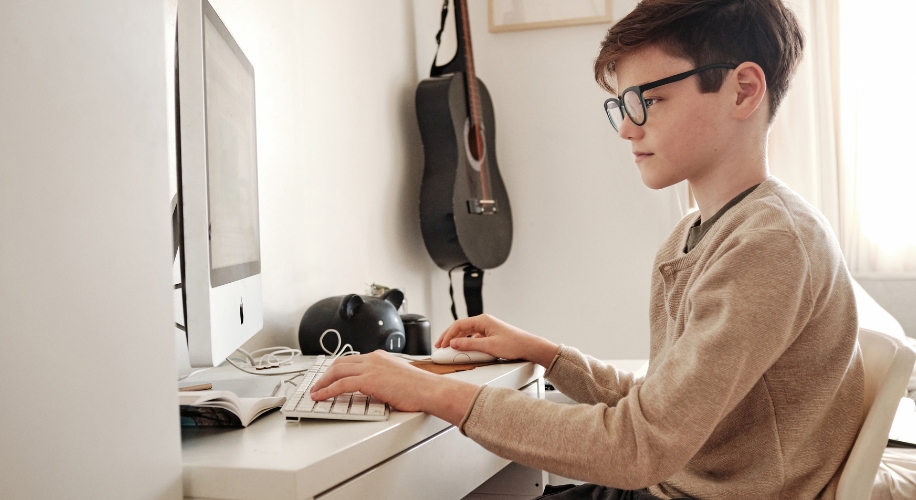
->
[[544, 345, 641, 406]]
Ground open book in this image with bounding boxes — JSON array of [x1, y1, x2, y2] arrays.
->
[[179, 390, 286, 428]]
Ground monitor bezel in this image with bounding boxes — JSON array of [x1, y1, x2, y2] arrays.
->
[[176, 0, 264, 368]]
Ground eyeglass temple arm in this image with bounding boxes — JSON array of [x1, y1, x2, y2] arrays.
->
[[639, 63, 738, 92]]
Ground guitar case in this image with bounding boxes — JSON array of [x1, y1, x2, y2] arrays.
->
[[415, 0, 513, 319]]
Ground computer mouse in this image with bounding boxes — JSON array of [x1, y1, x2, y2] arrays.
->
[[431, 346, 497, 364]]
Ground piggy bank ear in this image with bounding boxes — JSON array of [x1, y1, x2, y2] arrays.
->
[[338, 294, 364, 320], [381, 289, 404, 310]]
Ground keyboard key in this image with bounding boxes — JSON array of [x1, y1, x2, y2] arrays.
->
[[331, 396, 351, 414], [313, 400, 333, 413], [366, 397, 385, 416], [295, 399, 316, 412], [285, 394, 303, 409], [349, 401, 367, 415]]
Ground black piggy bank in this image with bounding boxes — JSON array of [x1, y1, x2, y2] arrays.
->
[[298, 289, 406, 356]]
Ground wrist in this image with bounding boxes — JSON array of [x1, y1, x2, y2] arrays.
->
[[424, 376, 479, 427], [527, 337, 560, 368]]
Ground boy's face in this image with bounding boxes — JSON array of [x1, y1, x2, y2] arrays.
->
[[613, 45, 736, 190]]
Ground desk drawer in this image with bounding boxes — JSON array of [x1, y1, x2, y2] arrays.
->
[[316, 424, 509, 500]]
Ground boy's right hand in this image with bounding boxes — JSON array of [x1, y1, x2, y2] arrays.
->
[[435, 314, 561, 368]]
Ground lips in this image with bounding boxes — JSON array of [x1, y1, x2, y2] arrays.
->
[[633, 151, 653, 162]]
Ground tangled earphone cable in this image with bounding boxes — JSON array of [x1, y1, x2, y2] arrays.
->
[[224, 329, 361, 389]]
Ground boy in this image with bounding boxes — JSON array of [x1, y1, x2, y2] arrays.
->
[[310, 0, 864, 498]]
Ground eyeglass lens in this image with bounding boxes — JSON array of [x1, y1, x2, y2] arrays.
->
[[605, 92, 647, 131], [605, 100, 623, 130], [623, 90, 645, 125]]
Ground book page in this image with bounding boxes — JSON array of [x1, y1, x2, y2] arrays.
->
[[179, 390, 285, 427]]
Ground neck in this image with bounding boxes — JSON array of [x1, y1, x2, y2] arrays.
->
[[689, 133, 769, 221]]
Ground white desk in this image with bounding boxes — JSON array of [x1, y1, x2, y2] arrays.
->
[[181, 360, 544, 500]]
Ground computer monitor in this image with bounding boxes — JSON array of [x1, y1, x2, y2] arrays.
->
[[174, 0, 263, 368]]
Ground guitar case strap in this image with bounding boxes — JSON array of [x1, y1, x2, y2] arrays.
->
[[448, 264, 485, 320], [430, 0, 452, 77]]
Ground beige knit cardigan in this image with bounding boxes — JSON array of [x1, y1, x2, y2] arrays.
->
[[459, 177, 864, 499]]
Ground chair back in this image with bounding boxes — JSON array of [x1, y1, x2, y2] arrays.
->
[[836, 328, 915, 500]]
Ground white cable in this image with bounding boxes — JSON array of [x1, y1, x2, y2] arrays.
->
[[177, 367, 215, 381], [224, 345, 306, 376], [251, 347, 300, 368], [234, 348, 257, 366], [319, 329, 359, 359], [221, 329, 361, 377], [224, 357, 311, 376], [230, 346, 302, 369], [282, 372, 305, 388]]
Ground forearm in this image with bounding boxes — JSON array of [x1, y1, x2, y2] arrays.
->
[[421, 375, 479, 426]]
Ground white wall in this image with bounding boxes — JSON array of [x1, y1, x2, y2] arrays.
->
[[855, 275, 916, 338], [0, 1, 182, 499], [163, 0, 442, 354], [414, 0, 679, 359]]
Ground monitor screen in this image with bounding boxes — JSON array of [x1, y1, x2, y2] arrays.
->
[[203, 12, 261, 287]]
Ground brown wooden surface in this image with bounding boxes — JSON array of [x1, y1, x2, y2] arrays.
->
[[410, 360, 496, 375]]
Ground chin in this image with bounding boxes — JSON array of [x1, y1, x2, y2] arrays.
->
[[637, 165, 680, 190]]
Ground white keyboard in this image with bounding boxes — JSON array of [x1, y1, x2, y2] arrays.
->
[[282, 355, 389, 422]]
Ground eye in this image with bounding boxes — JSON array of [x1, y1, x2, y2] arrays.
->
[[644, 98, 660, 108]]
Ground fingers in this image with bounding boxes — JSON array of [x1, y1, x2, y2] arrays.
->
[[310, 377, 363, 401], [309, 359, 365, 393], [309, 351, 400, 400], [435, 319, 470, 348], [436, 315, 492, 348], [448, 335, 489, 352]]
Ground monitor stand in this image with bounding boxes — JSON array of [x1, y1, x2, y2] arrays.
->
[[171, 195, 281, 400], [178, 376, 283, 398]]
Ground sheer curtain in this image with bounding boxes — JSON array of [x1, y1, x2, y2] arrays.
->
[[768, 0, 840, 234], [836, 0, 916, 273], [767, 0, 916, 274]]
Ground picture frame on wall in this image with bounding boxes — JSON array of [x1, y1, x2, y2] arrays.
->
[[488, 0, 613, 33]]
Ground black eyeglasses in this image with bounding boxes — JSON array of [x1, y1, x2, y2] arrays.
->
[[604, 63, 738, 131]]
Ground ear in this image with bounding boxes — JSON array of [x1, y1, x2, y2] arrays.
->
[[381, 289, 404, 310], [731, 61, 767, 121], [338, 294, 364, 320]]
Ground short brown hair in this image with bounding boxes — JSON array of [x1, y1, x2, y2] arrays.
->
[[595, 0, 804, 120]]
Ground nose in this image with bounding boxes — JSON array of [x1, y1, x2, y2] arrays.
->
[[617, 113, 642, 141]]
